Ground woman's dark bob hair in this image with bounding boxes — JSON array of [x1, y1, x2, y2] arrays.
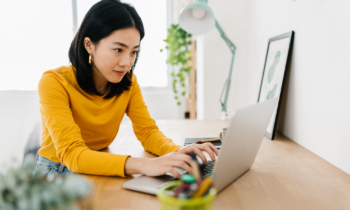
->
[[69, 0, 145, 99]]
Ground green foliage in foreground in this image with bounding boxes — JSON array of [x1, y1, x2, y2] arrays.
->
[[0, 155, 92, 210]]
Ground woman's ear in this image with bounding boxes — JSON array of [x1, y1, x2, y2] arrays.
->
[[84, 37, 93, 54]]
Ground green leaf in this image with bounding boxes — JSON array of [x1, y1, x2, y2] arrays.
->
[[182, 91, 186, 96], [160, 49, 163, 52], [177, 102, 181, 106]]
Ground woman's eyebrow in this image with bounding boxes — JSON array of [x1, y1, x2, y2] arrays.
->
[[112, 42, 139, 49]]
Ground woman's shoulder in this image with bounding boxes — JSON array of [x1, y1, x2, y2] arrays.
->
[[40, 65, 76, 87]]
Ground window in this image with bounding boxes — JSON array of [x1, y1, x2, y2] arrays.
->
[[0, 1, 73, 90], [0, 0, 168, 90]]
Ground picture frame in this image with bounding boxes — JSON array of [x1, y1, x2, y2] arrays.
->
[[257, 31, 295, 140]]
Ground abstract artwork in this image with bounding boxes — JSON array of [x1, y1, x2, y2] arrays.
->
[[258, 31, 294, 140]]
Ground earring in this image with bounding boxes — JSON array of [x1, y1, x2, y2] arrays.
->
[[89, 54, 92, 65]]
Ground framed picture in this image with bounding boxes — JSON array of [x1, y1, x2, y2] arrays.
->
[[257, 31, 295, 140]]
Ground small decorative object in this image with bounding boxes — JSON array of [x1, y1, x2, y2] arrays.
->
[[160, 24, 192, 106], [0, 155, 93, 210], [257, 31, 295, 139]]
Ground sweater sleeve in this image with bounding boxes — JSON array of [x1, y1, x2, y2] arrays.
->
[[38, 73, 130, 177], [126, 75, 183, 156]]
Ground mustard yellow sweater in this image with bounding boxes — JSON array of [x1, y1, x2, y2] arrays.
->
[[37, 65, 182, 177]]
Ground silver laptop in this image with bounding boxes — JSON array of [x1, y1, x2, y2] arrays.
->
[[123, 98, 278, 194]]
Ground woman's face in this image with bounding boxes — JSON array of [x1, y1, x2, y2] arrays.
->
[[84, 27, 140, 84]]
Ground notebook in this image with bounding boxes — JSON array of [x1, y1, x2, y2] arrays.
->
[[184, 137, 222, 149]]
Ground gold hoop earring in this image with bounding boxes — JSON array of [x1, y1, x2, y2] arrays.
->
[[89, 54, 92, 65]]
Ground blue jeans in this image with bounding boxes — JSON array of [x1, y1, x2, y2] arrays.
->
[[33, 153, 72, 177]]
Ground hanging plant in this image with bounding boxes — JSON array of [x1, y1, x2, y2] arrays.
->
[[160, 24, 192, 106]]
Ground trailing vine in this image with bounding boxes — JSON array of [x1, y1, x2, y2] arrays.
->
[[160, 24, 192, 106]]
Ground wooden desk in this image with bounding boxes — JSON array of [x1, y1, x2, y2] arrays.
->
[[82, 120, 350, 210]]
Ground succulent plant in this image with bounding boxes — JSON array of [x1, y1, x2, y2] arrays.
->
[[0, 155, 92, 210]]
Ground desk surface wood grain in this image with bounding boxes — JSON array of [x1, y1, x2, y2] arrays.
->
[[81, 120, 350, 210]]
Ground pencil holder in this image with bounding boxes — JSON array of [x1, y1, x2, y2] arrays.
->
[[157, 180, 217, 210]]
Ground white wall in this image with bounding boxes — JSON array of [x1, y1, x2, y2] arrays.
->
[[197, 0, 350, 175], [247, 0, 350, 175], [0, 91, 41, 170]]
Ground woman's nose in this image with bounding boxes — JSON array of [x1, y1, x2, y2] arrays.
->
[[118, 53, 132, 67]]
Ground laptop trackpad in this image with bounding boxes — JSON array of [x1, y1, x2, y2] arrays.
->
[[123, 175, 176, 195]]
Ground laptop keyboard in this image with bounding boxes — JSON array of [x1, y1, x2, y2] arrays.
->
[[200, 160, 215, 179], [173, 160, 216, 179]]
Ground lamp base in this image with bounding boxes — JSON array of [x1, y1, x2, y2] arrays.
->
[[221, 111, 228, 121]]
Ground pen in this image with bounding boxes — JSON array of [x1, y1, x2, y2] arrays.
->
[[196, 138, 221, 143], [189, 151, 201, 181]]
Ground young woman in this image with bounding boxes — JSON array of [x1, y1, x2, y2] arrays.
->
[[33, 0, 218, 179]]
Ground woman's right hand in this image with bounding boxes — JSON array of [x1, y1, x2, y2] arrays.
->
[[125, 152, 194, 179]]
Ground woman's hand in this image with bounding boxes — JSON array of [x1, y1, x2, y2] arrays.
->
[[125, 152, 194, 179], [176, 143, 219, 165]]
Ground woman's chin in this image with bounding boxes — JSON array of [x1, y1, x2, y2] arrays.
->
[[109, 76, 123, 83]]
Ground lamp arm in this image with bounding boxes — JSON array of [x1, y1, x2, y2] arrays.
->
[[215, 21, 236, 53], [215, 20, 237, 118]]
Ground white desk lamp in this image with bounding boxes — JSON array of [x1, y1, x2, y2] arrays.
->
[[179, 0, 237, 120]]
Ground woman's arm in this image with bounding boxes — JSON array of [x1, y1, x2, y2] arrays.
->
[[125, 75, 182, 156]]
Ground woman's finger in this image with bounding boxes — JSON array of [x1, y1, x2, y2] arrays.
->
[[169, 160, 193, 174], [172, 153, 193, 167], [168, 167, 181, 179], [192, 147, 208, 165], [205, 143, 219, 156], [200, 144, 216, 161], [167, 161, 192, 177]]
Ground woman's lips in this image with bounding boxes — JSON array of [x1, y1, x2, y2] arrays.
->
[[114, 70, 126, 76]]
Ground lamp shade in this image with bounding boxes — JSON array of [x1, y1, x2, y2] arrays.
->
[[179, 1, 215, 35]]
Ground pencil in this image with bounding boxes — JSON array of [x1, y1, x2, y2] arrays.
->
[[192, 176, 213, 198], [196, 138, 221, 143]]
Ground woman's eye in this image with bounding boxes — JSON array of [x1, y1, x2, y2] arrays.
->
[[133, 51, 139, 55], [115, 49, 122, 53]]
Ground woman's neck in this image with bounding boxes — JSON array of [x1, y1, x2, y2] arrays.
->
[[92, 65, 108, 94]]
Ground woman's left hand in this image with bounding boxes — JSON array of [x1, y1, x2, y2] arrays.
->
[[176, 143, 219, 165]]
